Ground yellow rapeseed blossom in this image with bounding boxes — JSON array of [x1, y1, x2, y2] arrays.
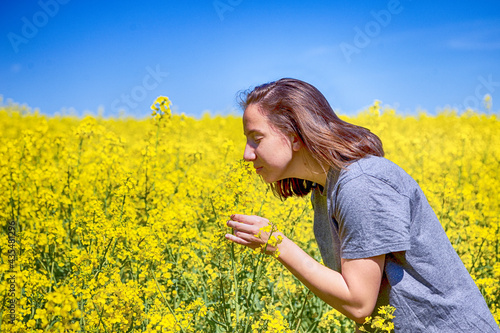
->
[[0, 99, 498, 331], [359, 305, 396, 332], [150, 96, 172, 122]]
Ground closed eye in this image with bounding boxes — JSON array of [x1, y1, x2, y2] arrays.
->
[[246, 137, 259, 148], [244, 129, 264, 146]]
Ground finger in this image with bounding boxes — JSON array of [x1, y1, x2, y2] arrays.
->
[[234, 229, 264, 243], [225, 233, 259, 248], [230, 214, 264, 225], [226, 218, 266, 240], [226, 220, 260, 234]]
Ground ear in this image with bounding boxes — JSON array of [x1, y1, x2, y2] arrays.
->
[[291, 134, 303, 151]]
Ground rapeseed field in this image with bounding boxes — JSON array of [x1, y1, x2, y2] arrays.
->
[[1, 98, 499, 332]]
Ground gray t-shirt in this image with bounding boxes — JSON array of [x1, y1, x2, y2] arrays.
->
[[311, 155, 499, 332]]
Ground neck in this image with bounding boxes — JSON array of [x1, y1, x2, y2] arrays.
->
[[296, 150, 329, 187]]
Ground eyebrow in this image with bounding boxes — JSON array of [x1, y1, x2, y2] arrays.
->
[[244, 129, 262, 137]]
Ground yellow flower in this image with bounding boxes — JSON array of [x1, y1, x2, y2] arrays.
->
[[1, 101, 498, 331]]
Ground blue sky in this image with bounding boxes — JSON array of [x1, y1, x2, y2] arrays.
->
[[1, 0, 500, 118]]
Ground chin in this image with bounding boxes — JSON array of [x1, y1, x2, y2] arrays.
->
[[260, 173, 276, 183], [261, 176, 274, 183], [262, 174, 284, 184], [258, 169, 288, 184]]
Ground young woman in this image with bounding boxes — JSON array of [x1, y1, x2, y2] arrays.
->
[[225, 78, 499, 332]]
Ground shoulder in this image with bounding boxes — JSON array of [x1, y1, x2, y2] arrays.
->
[[336, 156, 417, 197], [331, 157, 415, 258], [342, 155, 403, 180]]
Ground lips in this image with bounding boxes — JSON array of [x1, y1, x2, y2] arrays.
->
[[254, 166, 263, 173]]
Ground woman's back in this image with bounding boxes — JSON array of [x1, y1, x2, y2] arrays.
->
[[312, 155, 499, 332]]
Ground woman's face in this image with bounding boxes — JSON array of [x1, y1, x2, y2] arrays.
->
[[243, 104, 301, 183]]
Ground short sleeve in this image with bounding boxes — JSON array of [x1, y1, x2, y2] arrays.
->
[[334, 174, 412, 259]]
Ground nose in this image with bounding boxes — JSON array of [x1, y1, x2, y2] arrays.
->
[[243, 142, 256, 161]]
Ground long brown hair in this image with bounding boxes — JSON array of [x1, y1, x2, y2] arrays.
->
[[239, 78, 384, 199]]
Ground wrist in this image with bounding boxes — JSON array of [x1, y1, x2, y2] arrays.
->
[[273, 234, 290, 260]]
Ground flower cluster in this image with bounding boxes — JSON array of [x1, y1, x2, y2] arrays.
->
[[359, 305, 395, 332], [150, 96, 172, 122], [254, 224, 284, 258]]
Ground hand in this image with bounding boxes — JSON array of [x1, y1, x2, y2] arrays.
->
[[225, 214, 284, 255]]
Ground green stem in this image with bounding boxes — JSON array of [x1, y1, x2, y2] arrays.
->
[[218, 268, 232, 328], [93, 301, 110, 333], [150, 268, 186, 333], [294, 289, 311, 332], [242, 228, 277, 333], [230, 235, 240, 328], [94, 237, 114, 282]]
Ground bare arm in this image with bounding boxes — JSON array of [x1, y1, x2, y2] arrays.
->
[[225, 214, 385, 323]]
